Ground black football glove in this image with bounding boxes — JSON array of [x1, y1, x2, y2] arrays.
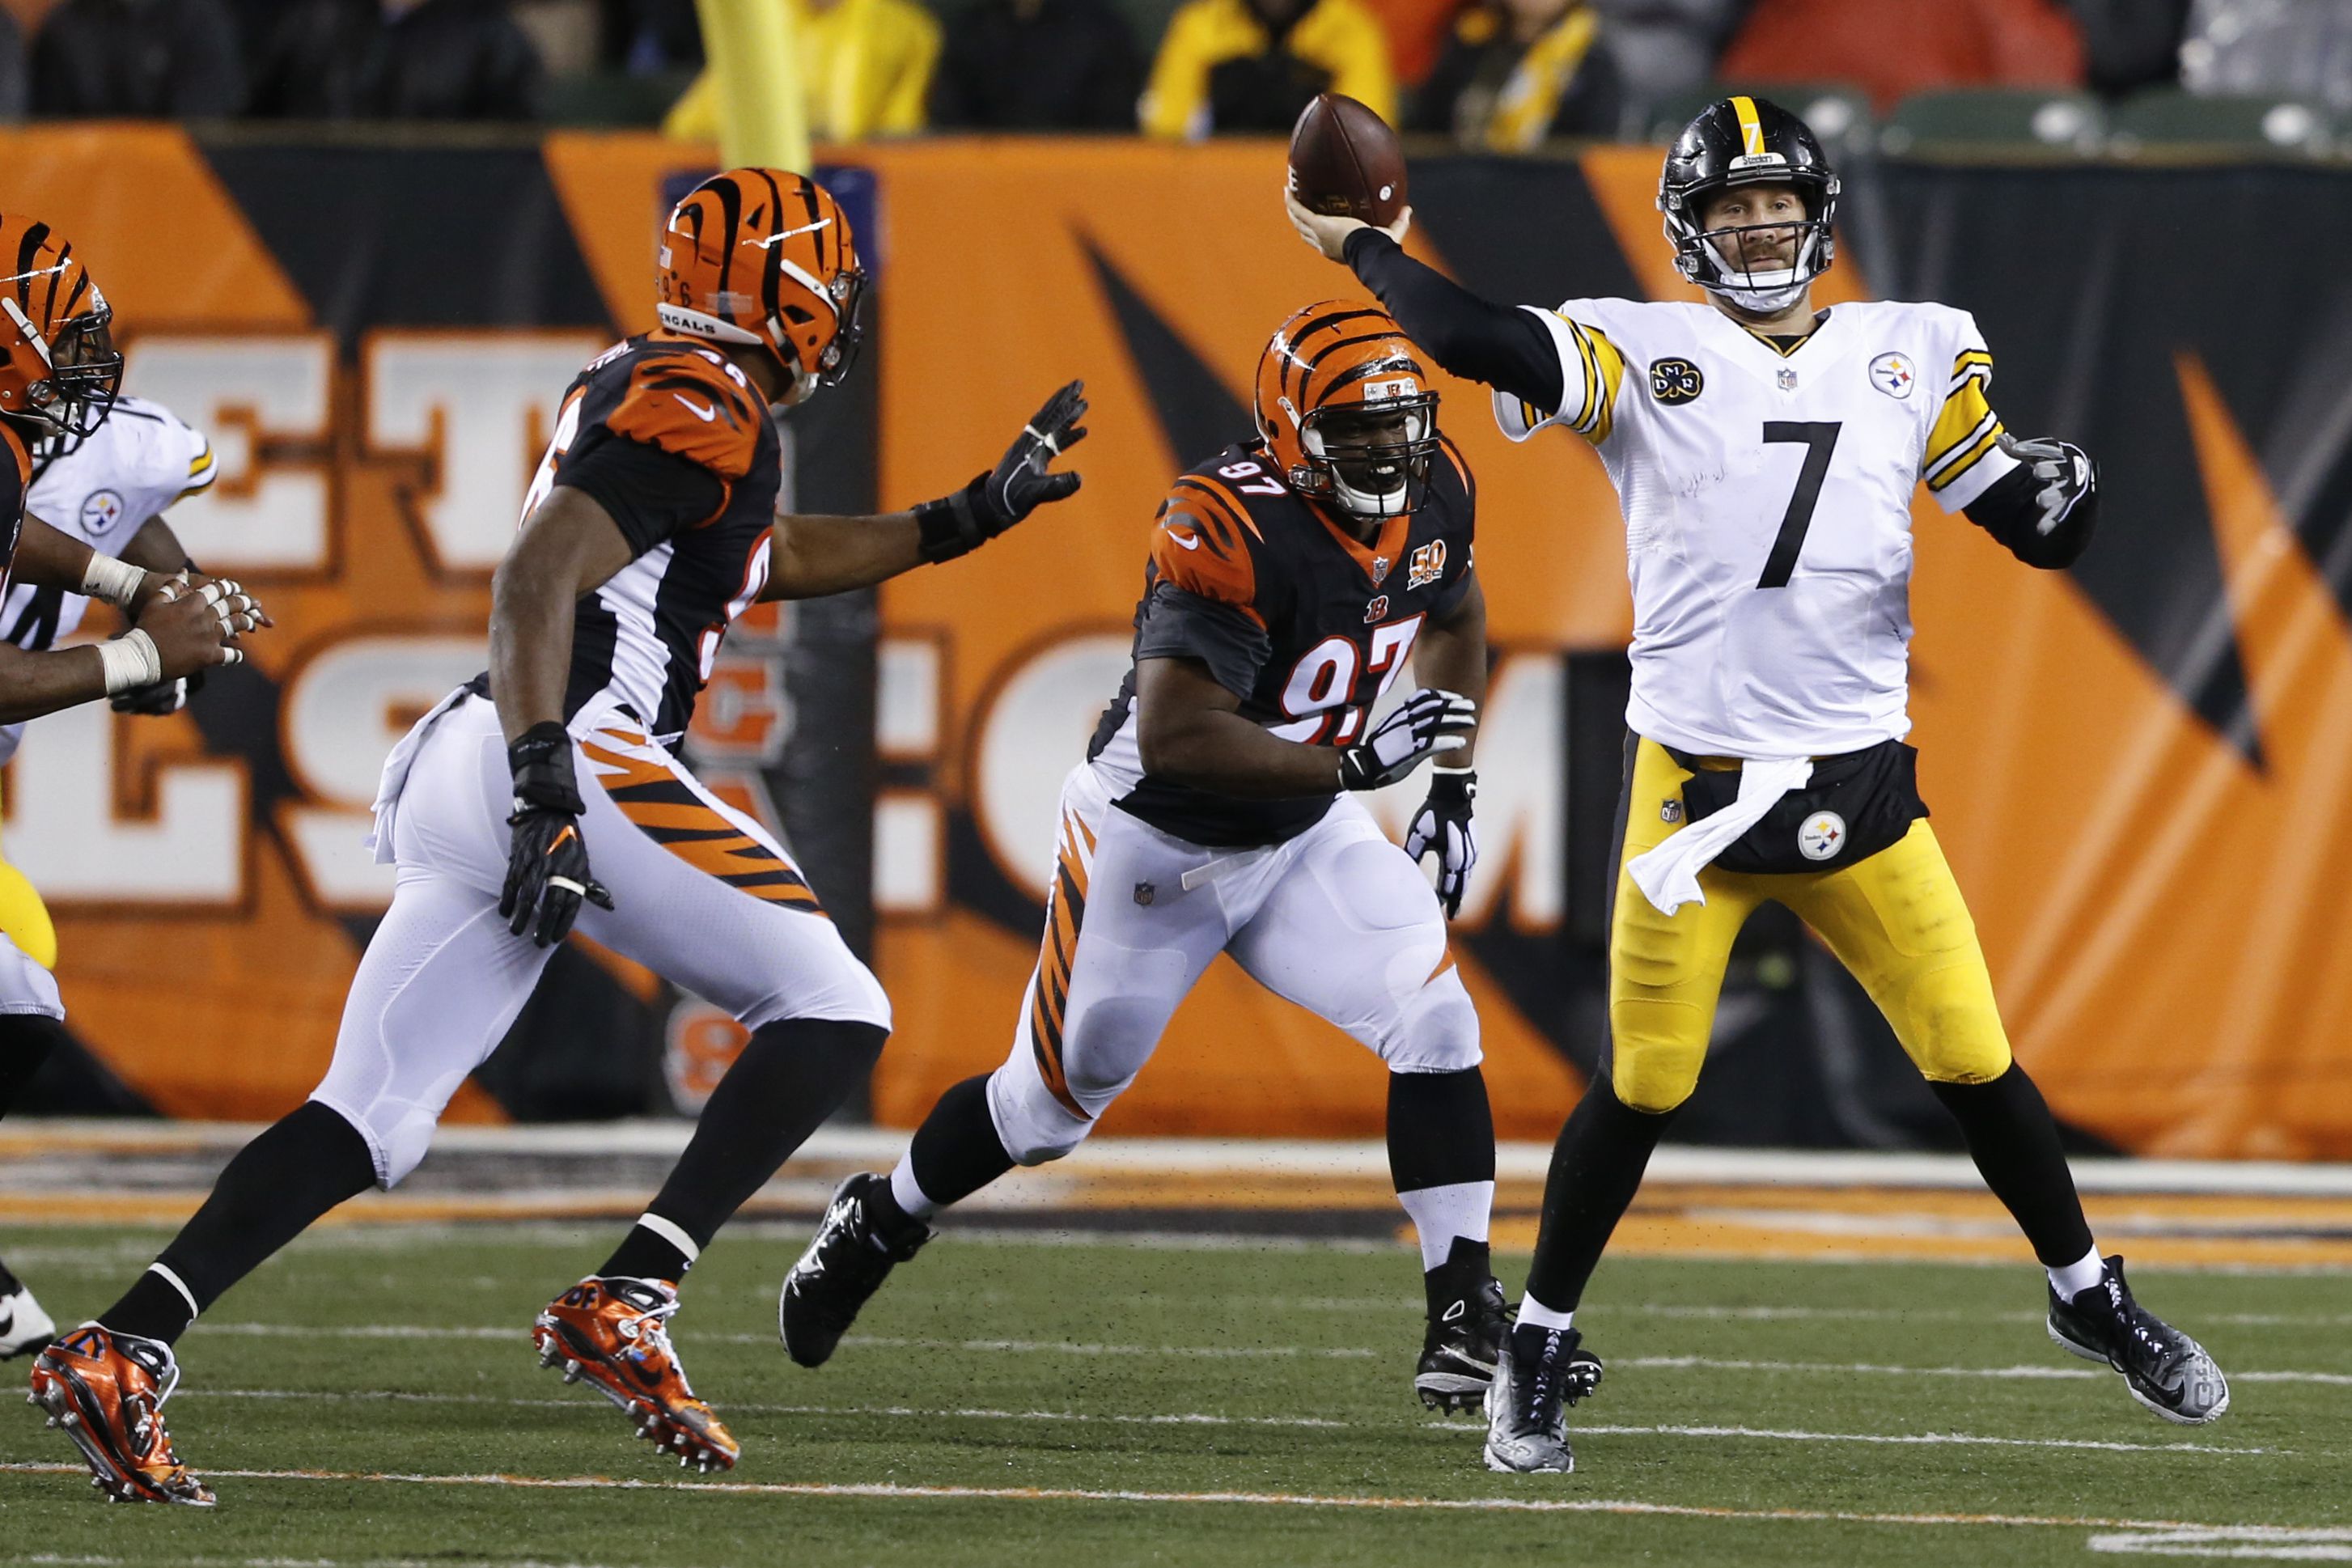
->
[[916, 380, 1087, 562], [499, 721, 612, 947], [109, 667, 200, 715], [1337, 689, 1477, 792], [1404, 767, 1477, 919], [1997, 433, 2096, 536]]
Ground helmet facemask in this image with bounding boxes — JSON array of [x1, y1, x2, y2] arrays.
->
[[1666, 175, 1836, 314], [3, 295, 122, 460], [1290, 392, 1440, 521]]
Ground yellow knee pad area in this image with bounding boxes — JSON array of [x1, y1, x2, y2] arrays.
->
[[1607, 999, 1709, 1112], [0, 854, 57, 971], [1894, 957, 2013, 1084]]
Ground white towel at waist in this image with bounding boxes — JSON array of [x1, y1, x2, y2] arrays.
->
[[1626, 756, 1813, 917]]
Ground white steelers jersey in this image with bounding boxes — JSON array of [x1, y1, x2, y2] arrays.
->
[[1497, 298, 2019, 757], [0, 396, 215, 764]]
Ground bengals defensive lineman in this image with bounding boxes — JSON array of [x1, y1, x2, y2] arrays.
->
[[0, 218, 259, 1362], [779, 301, 1514, 1413], [1290, 98, 2226, 1472], [33, 170, 1084, 1506]]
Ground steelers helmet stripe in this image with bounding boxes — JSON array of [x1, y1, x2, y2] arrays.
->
[[1729, 95, 1766, 157]]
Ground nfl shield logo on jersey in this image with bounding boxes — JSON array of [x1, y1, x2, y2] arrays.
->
[[1797, 812, 1846, 861], [1869, 352, 1915, 399]]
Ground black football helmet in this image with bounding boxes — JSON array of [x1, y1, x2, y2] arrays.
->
[[1658, 95, 1839, 308]]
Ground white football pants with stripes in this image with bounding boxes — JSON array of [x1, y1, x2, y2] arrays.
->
[[988, 761, 1481, 1164], [312, 690, 890, 1186]]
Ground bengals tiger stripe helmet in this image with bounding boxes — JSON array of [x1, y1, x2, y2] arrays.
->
[[1254, 300, 1440, 520], [0, 214, 121, 458], [657, 169, 867, 398]]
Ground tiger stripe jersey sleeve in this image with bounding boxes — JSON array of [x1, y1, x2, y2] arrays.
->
[[1492, 304, 1627, 446], [1132, 480, 1273, 698], [1922, 313, 2021, 512], [603, 344, 766, 481]]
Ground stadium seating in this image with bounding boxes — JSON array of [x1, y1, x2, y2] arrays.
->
[[2107, 87, 2339, 159], [1644, 82, 1873, 152], [1881, 87, 2106, 155]]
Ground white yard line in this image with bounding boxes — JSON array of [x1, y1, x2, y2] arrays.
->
[[0, 1460, 2310, 1527], [179, 1320, 2352, 1385], [152, 1387, 2281, 1456]]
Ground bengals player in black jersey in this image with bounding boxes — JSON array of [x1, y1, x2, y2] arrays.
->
[[780, 301, 1513, 1418], [32, 170, 1083, 1506], [0, 215, 264, 1366]]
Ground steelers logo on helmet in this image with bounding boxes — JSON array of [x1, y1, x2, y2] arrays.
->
[[1255, 301, 1442, 522], [1657, 95, 1840, 314], [655, 169, 869, 405]]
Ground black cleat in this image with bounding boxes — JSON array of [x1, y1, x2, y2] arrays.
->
[[1482, 1320, 1603, 1473], [1415, 1238, 1507, 1413], [2047, 1254, 2229, 1426], [1, 1256, 58, 1361], [778, 1172, 930, 1368]]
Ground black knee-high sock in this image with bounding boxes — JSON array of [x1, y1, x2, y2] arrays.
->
[[601, 1018, 887, 1282], [1930, 1063, 2095, 1268], [0, 1013, 68, 1124], [103, 1101, 378, 1345], [891, 1073, 1015, 1220], [1386, 1066, 1496, 1193], [1523, 1079, 1680, 1312]]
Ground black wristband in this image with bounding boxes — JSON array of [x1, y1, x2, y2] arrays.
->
[[507, 720, 584, 815], [1430, 768, 1477, 804], [914, 473, 988, 564]]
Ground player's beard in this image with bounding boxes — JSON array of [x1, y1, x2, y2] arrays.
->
[[1704, 231, 1816, 314]]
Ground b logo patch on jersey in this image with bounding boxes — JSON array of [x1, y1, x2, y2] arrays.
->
[[1650, 358, 1704, 405], [79, 489, 125, 532], [1869, 352, 1915, 399], [1407, 539, 1447, 590], [1364, 594, 1390, 622], [1797, 811, 1846, 861]]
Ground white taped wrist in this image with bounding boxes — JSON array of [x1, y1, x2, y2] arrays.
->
[[81, 553, 149, 608], [97, 631, 163, 695]]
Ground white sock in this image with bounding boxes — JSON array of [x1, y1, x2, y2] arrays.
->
[[1396, 1180, 1493, 1271], [1517, 1293, 1574, 1333], [2048, 1244, 2105, 1299], [888, 1157, 938, 1221]]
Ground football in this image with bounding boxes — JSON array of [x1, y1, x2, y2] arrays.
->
[[1287, 92, 1407, 227]]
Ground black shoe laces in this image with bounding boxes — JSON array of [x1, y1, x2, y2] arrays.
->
[[1518, 1330, 1571, 1431]]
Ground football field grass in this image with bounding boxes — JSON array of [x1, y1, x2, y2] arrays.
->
[[1, 1222, 2347, 1567]]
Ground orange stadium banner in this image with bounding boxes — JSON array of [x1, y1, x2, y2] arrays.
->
[[4, 127, 2351, 1159]]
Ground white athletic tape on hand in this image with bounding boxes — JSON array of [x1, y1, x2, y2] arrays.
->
[[96, 630, 164, 696], [545, 876, 587, 896], [79, 553, 148, 608]]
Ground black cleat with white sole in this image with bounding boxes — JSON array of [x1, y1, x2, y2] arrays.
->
[[1416, 1238, 1507, 1413], [1482, 1321, 1603, 1473], [778, 1172, 930, 1368], [2047, 1254, 2229, 1425]]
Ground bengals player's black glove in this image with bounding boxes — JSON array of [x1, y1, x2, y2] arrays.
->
[[1337, 689, 1477, 791], [500, 721, 612, 947], [1405, 767, 1477, 919], [109, 669, 200, 715], [916, 380, 1087, 562]]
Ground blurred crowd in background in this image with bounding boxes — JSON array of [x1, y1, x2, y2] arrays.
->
[[0, 0, 2346, 153]]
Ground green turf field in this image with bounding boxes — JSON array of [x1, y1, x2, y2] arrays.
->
[[1, 1223, 2346, 1566]]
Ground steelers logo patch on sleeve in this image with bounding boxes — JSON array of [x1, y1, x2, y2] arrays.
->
[[1650, 358, 1704, 405]]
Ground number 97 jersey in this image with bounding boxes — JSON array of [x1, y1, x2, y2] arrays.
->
[[1085, 435, 1478, 848], [1498, 297, 2022, 759]]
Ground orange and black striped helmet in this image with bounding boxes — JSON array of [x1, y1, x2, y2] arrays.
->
[[1254, 301, 1440, 520], [656, 169, 867, 396], [0, 214, 121, 457]]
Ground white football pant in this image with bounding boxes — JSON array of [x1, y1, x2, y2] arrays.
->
[[989, 762, 1481, 1164], [312, 691, 889, 1185]]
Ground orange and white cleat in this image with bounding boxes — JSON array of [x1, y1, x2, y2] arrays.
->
[[533, 1276, 739, 1473], [28, 1324, 214, 1506]]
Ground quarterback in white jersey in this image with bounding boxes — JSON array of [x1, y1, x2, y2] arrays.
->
[[1291, 94, 2226, 1471]]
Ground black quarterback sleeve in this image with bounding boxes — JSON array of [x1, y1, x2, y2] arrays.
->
[[1343, 230, 1565, 413], [556, 428, 731, 557], [1134, 583, 1273, 698]]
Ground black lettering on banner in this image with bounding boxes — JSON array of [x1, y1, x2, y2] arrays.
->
[[1757, 421, 1841, 590]]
